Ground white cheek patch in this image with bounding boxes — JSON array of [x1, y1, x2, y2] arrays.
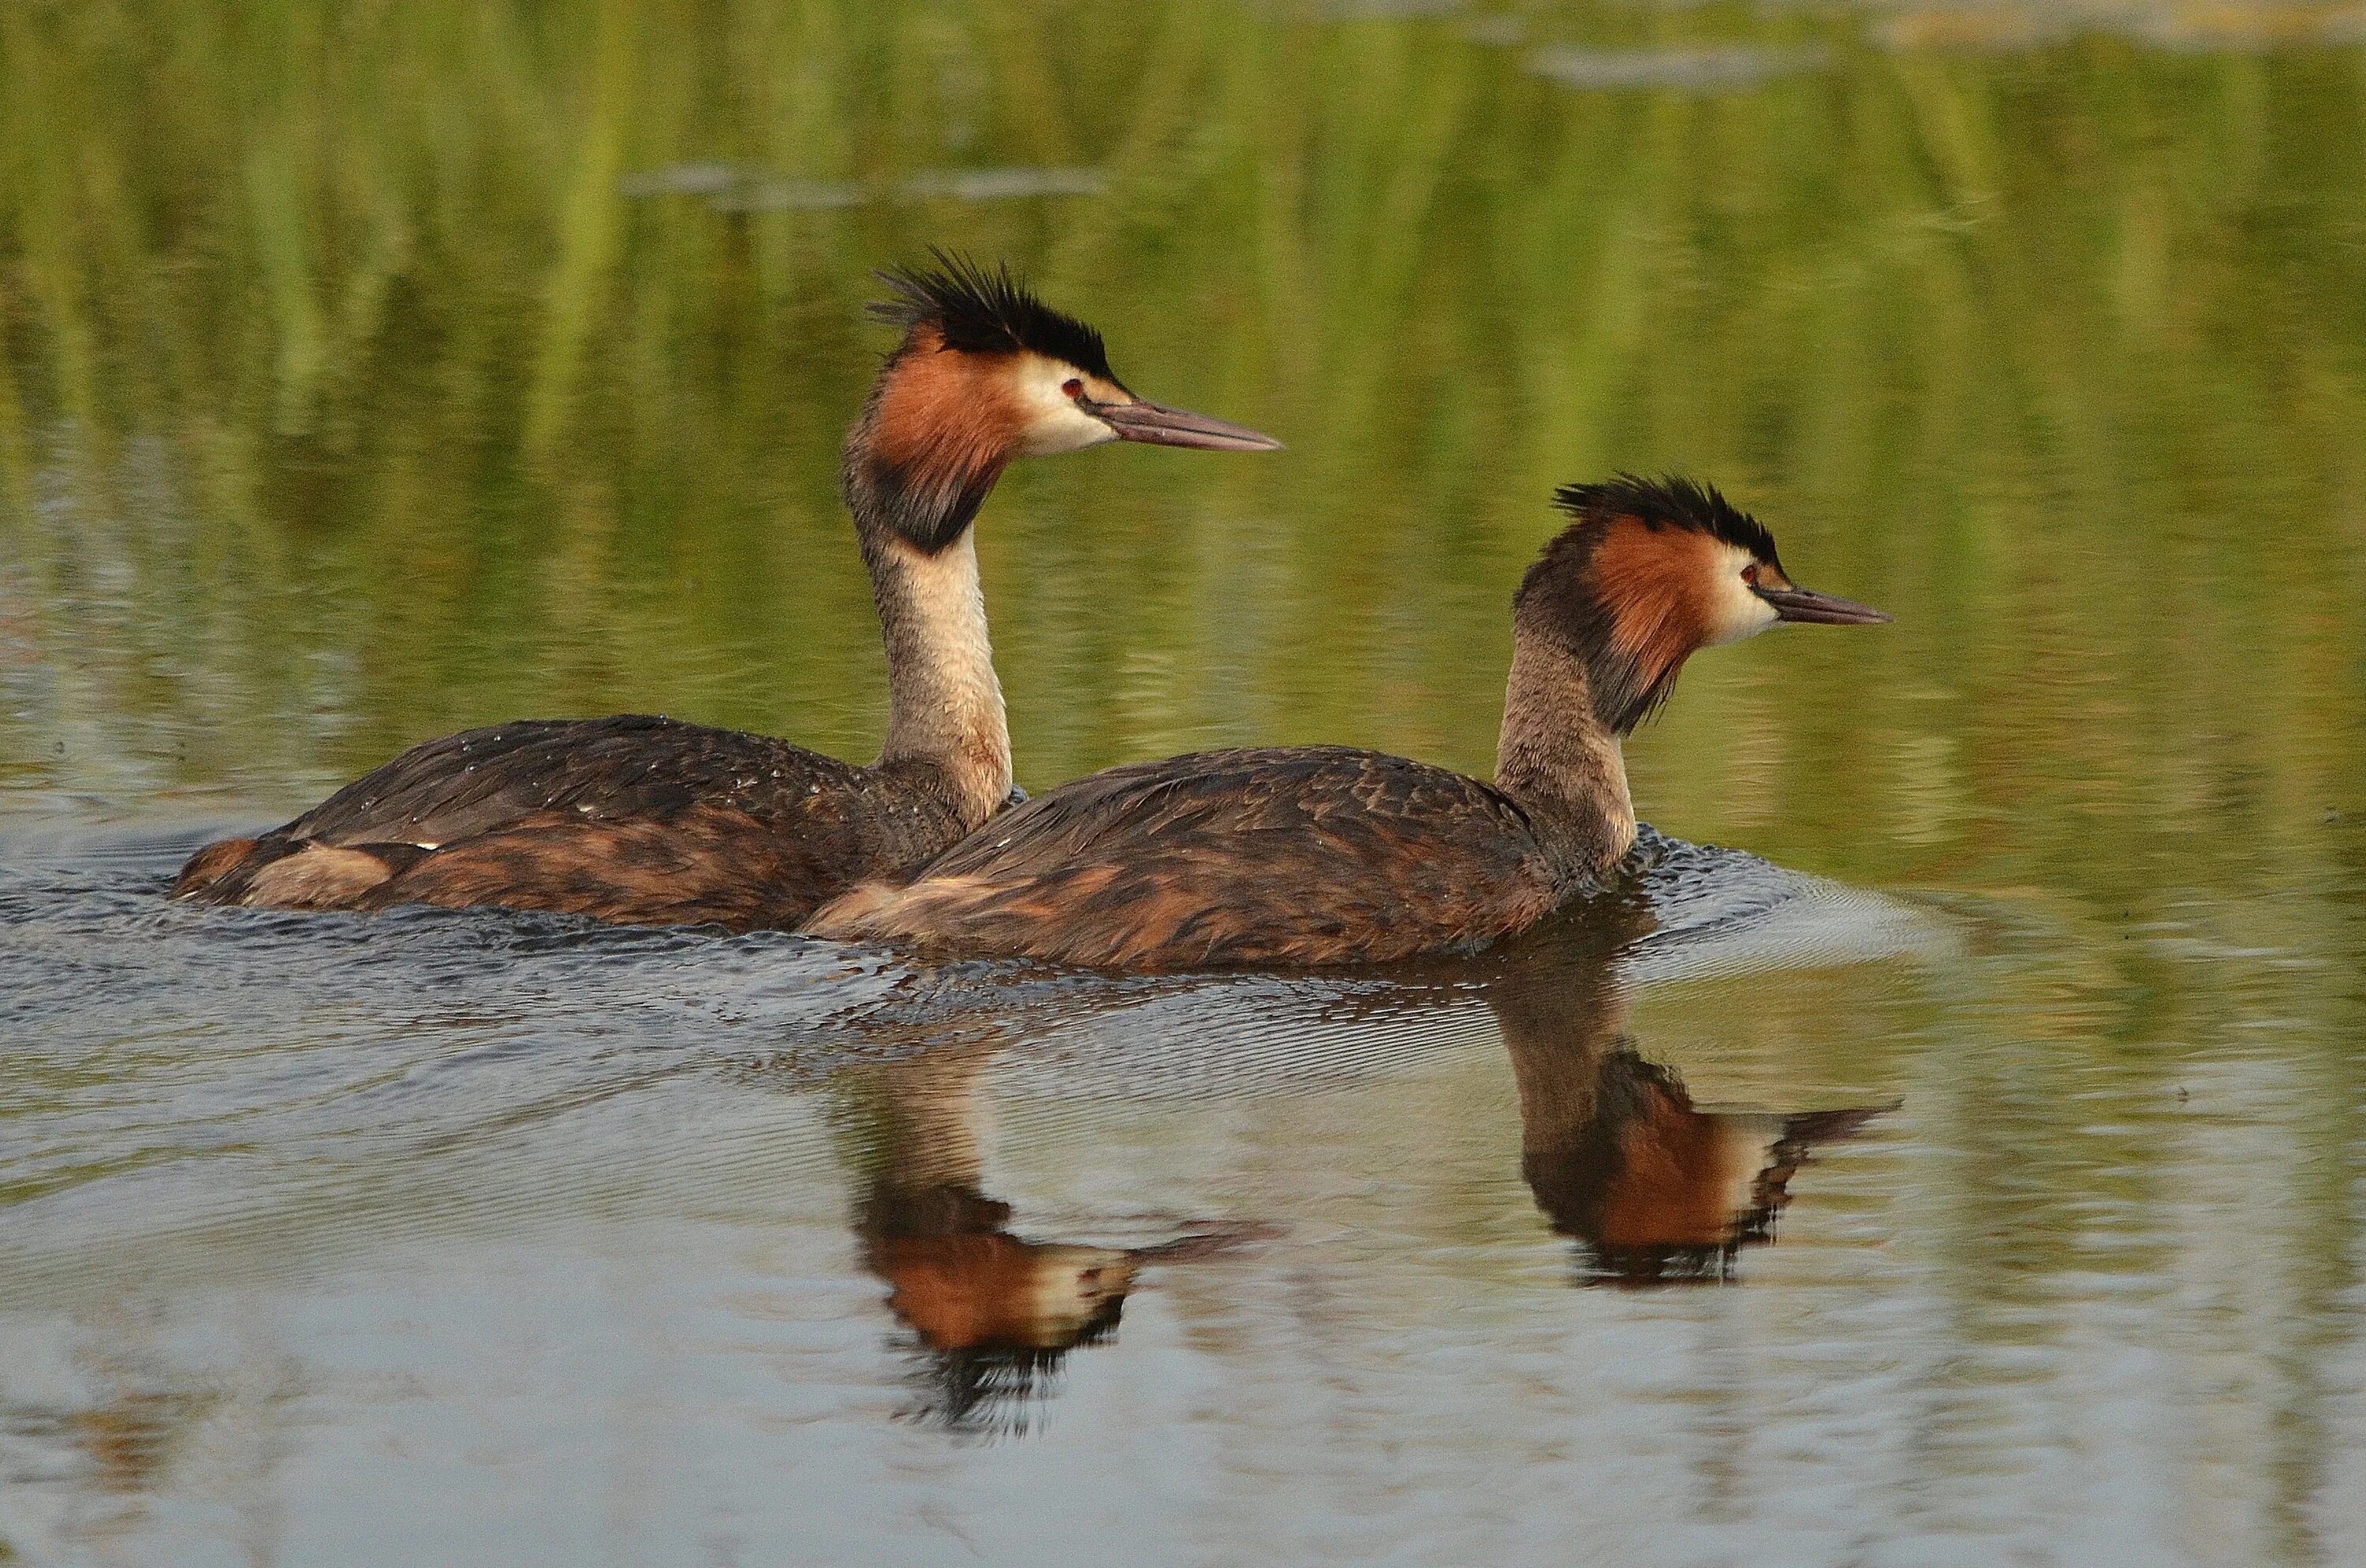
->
[[1009, 357, 1118, 456], [1703, 543, 1780, 646]]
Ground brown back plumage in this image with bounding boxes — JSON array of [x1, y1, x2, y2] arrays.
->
[[171, 716, 964, 931], [808, 746, 1571, 969]]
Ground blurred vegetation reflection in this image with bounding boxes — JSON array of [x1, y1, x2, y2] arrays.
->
[[6, 7, 2366, 1556], [3, 0, 2364, 924]]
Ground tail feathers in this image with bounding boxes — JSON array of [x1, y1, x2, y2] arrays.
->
[[173, 834, 424, 909], [172, 836, 265, 900]]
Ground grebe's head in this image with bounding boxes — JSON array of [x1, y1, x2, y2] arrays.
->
[[849, 250, 1279, 551], [1515, 475, 1889, 734]]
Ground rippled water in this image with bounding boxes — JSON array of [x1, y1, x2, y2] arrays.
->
[[9, 818, 2360, 1565], [7, 1, 2366, 1564]]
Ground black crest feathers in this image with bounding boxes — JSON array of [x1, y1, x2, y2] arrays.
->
[[1517, 474, 1781, 735], [1550, 474, 1779, 566], [870, 249, 1116, 379]]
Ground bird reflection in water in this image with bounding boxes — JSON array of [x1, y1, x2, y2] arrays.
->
[[840, 1041, 1267, 1437], [830, 896, 1894, 1429], [1491, 916, 1892, 1284]]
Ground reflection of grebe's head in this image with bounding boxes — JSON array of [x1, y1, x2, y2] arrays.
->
[[1524, 1047, 1885, 1285], [871, 1233, 1135, 1435], [873, 1232, 1137, 1354]]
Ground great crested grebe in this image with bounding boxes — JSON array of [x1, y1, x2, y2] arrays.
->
[[807, 476, 1888, 969], [172, 255, 1278, 928]]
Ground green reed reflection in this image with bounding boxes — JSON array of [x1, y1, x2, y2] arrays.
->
[[8, 11, 2366, 1560], [3, 0, 2364, 918]]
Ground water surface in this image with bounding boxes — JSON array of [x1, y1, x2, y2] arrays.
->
[[5, 2, 2366, 1564]]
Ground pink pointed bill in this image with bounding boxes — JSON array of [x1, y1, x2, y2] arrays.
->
[[1755, 584, 1891, 625], [1095, 399, 1282, 452]]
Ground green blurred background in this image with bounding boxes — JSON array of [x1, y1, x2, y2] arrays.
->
[[4, 0, 2364, 918], [6, 9, 2366, 1558]]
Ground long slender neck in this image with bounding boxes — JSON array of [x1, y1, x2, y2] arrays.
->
[[837, 344, 1019, 833], [853, 518, 1013, 828], [1493, 626, 1636, 880]]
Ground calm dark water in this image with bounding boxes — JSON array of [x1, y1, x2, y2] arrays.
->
[[6, 2, 2366, 1564]]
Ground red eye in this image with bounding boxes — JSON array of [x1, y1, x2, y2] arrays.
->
[[1062, 378, 1084, 400], [1742, 563, 1760, 586]]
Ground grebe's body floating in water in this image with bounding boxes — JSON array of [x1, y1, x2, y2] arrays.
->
[[808, 477, 1887, 969], [172, 256, 1278, 930]]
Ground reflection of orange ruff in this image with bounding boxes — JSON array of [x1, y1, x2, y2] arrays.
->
[[874, 1233, 1136, 1353], [1521, 1043, 1888, 1283], [1595, 1086, 1776, 1252], [1595, 1099, 1887, 1253]]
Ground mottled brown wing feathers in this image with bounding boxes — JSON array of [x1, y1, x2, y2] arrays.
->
[[284, 716, 865, 849], [814, 747, 1561, 969], [358, 804, 866, 931], [175, 716, 884, 928]]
